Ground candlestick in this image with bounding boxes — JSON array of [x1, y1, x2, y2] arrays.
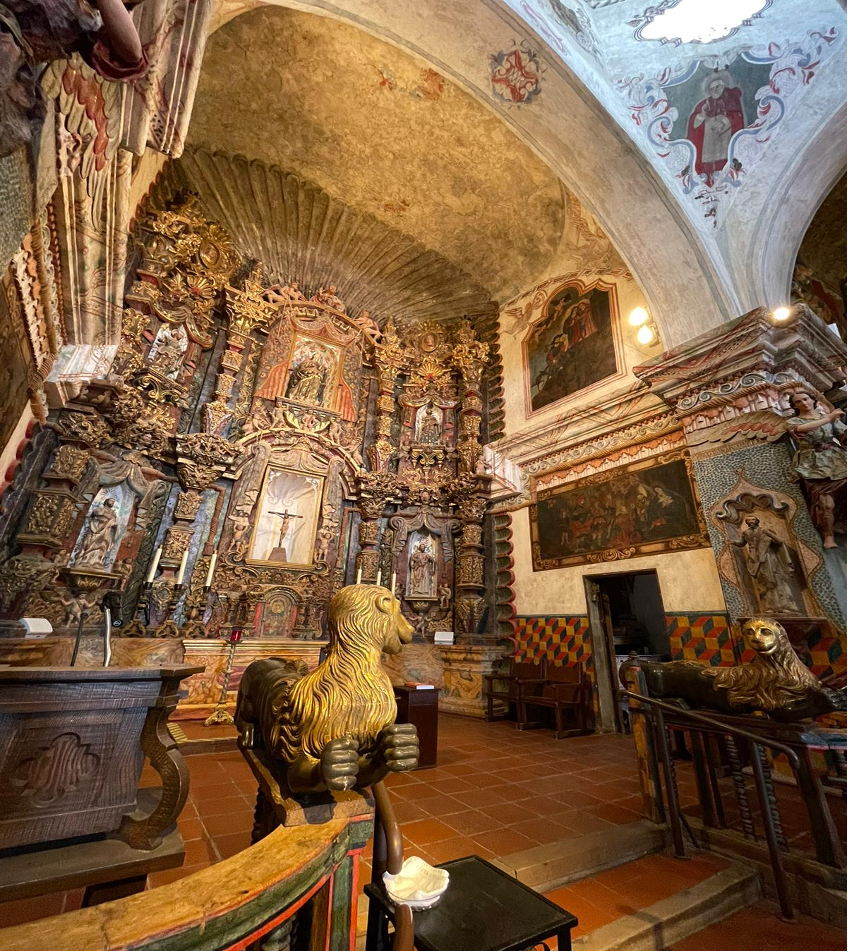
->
[[146, 546, 162, 583], [376, 568, 382, 586], [176, 549, 189, 585], [356, 565, 362, 584], [205, 552, 217, 587]]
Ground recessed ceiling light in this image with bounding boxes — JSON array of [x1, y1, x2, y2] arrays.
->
[[636, 0, 769, 45]]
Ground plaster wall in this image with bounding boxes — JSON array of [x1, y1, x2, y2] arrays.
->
[[510, 507, 727, 617]]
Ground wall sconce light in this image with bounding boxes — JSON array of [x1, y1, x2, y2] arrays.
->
[[636, 323, 657, 346], [772, 305, 792, 322], [629, 306, 659, 347]]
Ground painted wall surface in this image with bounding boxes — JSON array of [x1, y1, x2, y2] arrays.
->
[[511, 507, 727, 617]]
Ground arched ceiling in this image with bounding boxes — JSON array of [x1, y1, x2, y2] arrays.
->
[[186, 4, 567, 303]]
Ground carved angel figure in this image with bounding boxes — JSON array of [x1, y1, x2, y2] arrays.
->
[[75, 497, 118, 567], [235, 585, 419, 795]]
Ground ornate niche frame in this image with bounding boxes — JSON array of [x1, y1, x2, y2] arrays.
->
[[530, 448, 709, 570], [522, 277, 624, 418], [246, 460, 326, 570], [712, 468, 824, 618]]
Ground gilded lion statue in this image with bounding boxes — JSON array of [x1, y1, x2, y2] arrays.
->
[[236, 585, 419, 794], [624, 617, 845, 722]]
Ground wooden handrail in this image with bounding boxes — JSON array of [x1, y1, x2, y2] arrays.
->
[[0, 813, 372, 951]]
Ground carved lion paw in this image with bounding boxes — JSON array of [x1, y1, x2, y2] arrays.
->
[[321, 736, 360, 791], [380, 723, 419, 773]]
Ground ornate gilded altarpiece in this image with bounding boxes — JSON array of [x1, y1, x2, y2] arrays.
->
[[0, 192, 497, 715]]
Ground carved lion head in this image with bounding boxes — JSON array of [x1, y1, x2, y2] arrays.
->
[[328, 584, 413, 656]]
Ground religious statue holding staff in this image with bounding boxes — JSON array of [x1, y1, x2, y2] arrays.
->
[[731, 516, 797, 614]]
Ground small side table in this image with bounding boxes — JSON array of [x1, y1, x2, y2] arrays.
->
[[394, 686, 439, 769], [365, 854, 577, 951]]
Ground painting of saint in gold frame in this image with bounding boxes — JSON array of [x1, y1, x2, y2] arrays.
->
[[524, 280, 621, 414], [254, 333, 342, 411], [247, 465, 324, 566], [529, 450, 709, 570]]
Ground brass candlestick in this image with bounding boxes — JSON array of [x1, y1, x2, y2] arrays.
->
[[204, 626, 243, 726]]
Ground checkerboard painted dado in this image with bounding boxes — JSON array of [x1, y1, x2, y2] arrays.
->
[[514, 616, 593, 669]]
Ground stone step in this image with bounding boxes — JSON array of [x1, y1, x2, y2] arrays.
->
[[573, 864, 761, 951]]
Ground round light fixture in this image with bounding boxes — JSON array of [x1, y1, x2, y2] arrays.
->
[[628, 306, 649, 327], [637, 323, 657, 346], [772, 306, 792, 322]]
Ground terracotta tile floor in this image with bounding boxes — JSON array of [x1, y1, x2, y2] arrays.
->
[[543, 851, 730, 943], [670, 901, 846, 951], [0, 713, 842, 950]]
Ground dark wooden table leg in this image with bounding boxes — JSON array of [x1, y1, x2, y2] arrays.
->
[[556, 928, 573, 950], [82, 874, 148, 907]]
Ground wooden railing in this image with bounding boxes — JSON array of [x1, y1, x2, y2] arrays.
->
[[0, 812, 372, 951]]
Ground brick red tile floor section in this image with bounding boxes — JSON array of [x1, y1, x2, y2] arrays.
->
[[0, 713, 841, 949], [670, 900, 846, 951], [543, 852, 729, 944]]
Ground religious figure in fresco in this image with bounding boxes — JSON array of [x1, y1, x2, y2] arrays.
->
[[731, 517, 798, 614], [285, 351, 327, 404], [409, 541, 436, 597], [686, 69, 745, 185], [75, 497, 119, 567], [786, 390, 846, 549], [0, 0, 148, 157], [417, 405, 442, 445], [312, 285, 346, 313]]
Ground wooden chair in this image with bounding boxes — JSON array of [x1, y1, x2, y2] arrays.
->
[[483, 658, 547, 728], [521, 663, 589, 739]]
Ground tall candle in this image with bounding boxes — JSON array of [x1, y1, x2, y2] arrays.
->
[[376, 569, 382, 586], [205, 552, 217, 587], [356, 565, 362, 584], [391, 571, 397, 594], [176, 549, 189, 585], [146, 546, 162, 583]]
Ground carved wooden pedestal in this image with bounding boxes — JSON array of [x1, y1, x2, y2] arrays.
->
[[0, 665, 200, 850], [438, 642, 510, 718]]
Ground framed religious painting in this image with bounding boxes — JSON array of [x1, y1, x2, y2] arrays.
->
[[247, 465, 324, 567], [523, 279, 623, 415], [254, 331, 343, 412], [529, 449, 709, 570]]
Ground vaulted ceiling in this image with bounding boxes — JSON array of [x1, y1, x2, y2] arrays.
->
[[184, 4, 570, 311]]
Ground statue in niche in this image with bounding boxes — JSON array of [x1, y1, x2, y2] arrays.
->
[[417, 405, 442, 445], [786, 390, 846, 550], [408, 541, 437, 598], [75, 497, 119, 568], [731, 516, 798, 614], [0, 0, 148, 158], [149, 323, 188, 379], [312, 285, 346, 313], [286, 351, 327, 404]]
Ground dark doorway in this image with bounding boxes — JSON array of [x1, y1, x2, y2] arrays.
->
[[584, 570, 668, 733]]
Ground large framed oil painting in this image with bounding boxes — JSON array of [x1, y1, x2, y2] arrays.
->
[[247, 465, 324, 567], [523, 279, 621, 414], [529, 450, 709, 570]]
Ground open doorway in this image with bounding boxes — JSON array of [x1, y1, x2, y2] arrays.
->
[[584, 570, 668, 733]]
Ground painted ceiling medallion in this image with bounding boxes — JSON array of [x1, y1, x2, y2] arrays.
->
[[489, 43, 544, 105], [631, 0, 772, 46]]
